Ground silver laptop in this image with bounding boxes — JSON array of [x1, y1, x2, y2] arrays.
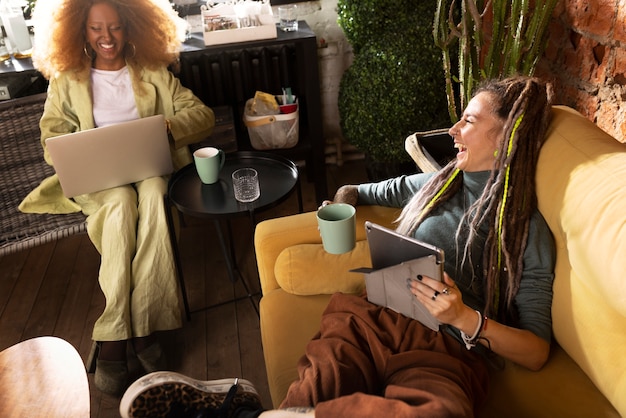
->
[[360, 221, 445, 330], [45, 115, 173, 198]]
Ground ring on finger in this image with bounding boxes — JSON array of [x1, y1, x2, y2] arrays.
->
[[442, 287, 451, 295], [432, 290, 440, 301]]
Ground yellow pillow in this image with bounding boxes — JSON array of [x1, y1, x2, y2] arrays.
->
[[537, 106, 626, 416], [274, 240, 371, 295]]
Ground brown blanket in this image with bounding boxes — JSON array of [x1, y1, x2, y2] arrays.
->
[[282, 293, 489, 418]]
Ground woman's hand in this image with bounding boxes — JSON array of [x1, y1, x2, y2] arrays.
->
[[407, 272, 551, 371], [320, 185, 359, 209], [408, 272, 476, 331]]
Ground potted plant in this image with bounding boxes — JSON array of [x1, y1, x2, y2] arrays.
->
[[337, 0, 450, 180]]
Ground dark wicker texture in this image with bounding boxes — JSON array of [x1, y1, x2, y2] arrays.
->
[[0, 93, 86, 257]]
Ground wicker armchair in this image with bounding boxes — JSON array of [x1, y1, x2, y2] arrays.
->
[[0, 93, 87, 257], [0, 92, 191, 337]]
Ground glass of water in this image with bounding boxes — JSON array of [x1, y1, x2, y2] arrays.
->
[[278, 5, 298, 32], [232, 168, 260, 203]]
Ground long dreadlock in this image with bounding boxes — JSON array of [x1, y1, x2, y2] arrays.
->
[[396, 76, 554, 324]]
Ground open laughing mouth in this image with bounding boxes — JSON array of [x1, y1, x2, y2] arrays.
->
[[98, 42, 116, 53], [454, 143, 467, 154]]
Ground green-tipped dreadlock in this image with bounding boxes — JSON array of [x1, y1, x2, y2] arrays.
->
[[418, 168, 461, 221], [491, 112, 524, 314]]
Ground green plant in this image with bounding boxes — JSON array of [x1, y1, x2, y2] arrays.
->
[[23, 0, 35, 18], [338, 40, 448, 164], [337, 1, 411, 54], [434, 0, 558, 122], [337, 0, 449, 165]]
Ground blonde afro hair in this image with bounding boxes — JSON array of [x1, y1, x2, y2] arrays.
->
[[32, 0, 187, 79]]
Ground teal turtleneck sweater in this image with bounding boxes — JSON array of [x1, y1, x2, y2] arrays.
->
[[358, 171, 555, 343]]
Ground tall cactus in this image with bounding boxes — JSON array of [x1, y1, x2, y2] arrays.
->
[[434, 0, 558, 122]]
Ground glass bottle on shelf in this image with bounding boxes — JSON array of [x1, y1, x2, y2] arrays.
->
[[0, 0, 32, 58]]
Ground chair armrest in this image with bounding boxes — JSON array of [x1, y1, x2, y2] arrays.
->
[[405, 128, 456, 173], [255, 205, 401, 295]]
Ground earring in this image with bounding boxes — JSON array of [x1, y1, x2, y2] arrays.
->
[[126, 41, 136, 58], [493, 149, 499, 157], [83, 43, 94, 59]]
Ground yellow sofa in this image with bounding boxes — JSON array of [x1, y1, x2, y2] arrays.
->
[[254, 106, 626, 417]]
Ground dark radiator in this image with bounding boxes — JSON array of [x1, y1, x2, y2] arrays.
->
[[179, 45, 299, 108]]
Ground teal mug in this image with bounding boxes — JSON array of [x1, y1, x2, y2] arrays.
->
[[193, 147, 225, 184], [317, 203, 357, 254]]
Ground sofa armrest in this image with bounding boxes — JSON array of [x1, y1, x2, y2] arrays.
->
[[255, 205, 401, 296]]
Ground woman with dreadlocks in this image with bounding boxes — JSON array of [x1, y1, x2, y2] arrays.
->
[[274, 75, 557, 418], [118, 76, 555, 418]]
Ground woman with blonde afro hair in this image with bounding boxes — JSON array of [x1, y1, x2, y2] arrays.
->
[[21, 0, 215, 396]]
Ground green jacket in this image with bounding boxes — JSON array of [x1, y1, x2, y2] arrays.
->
[[19, 64, 214, 214]]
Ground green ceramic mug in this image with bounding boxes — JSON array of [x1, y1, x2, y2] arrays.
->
[[317, 203, 356, 254], [193, 147, 225, 184]]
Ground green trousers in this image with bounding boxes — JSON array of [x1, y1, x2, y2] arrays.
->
[[74, 176, 182, 341]]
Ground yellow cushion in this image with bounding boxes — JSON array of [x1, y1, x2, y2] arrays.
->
[[480, 345, 620, 418], [536, 106, 626, 416], [259, 290, 331, 407], [255, 205, 400, 296], [274, 240, 370, 295]]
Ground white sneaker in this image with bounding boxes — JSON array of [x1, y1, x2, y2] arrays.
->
[[119, 372, 262, 418]]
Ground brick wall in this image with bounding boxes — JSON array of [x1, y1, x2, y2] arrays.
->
[[537, 0, 626, 142]]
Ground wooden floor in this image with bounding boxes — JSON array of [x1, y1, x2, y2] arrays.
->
[[0, 158, 369, 417]]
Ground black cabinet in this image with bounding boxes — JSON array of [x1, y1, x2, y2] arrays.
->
[[178, 21, 327, 202]]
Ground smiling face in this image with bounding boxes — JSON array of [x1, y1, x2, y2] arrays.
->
[[448, 92, 505, 172], [85, 2, 126, 70]]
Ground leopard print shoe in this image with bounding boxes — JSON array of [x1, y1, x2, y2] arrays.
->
[[119, 372, 263, 418]]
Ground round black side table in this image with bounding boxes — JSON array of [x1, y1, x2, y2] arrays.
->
[[165, 151, 302, 317]]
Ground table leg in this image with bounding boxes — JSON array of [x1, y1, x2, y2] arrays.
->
[[214, 219, 238, 283], [164, 195, 192, 321], [296, 177, 303, 213], [213, 219, 260, 316]]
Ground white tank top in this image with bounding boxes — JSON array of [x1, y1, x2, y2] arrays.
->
[[90, 66, 140, 127]]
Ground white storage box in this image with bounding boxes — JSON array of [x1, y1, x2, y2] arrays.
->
[[201, 3, 277, 46]]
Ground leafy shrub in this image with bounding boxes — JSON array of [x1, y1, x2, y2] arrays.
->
[[337, 0, 449, 163]]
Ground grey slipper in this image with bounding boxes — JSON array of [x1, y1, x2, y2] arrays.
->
[[136, 342, 167, 373], [95, 359, 128, 396]]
